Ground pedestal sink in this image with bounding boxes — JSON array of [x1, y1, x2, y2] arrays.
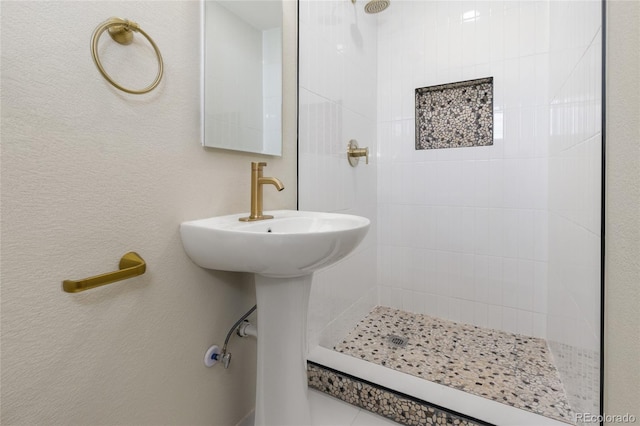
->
[[180, 210, 370, 426]]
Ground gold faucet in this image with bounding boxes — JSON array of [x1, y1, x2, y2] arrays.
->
[[239, 162, 284, 222]]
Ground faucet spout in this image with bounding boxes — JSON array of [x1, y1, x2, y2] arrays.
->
[[259, 176, 285, 192], [239, 162, 285, 222]]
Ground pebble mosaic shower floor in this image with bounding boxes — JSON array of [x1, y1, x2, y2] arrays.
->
[[334, 306, 575, 424]]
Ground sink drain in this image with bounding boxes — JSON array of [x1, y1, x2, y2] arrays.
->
[[387, 334, 408, 348]]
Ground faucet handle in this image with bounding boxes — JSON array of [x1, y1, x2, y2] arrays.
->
[[252, 161, 268, 170]]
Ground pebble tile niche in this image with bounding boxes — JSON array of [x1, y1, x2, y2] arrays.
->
[[415, 77, 493, 150], [307, 363, 489, 426], [333, 307, 575, 424]]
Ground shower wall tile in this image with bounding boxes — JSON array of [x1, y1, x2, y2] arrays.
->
[[377, 0, 551, 339]]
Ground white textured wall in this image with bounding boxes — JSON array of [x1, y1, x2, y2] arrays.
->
[[377, 1, 551, 338], [299, 0, 379, 349], [0, 1, 297, 425], [605, 0, 640, 421]]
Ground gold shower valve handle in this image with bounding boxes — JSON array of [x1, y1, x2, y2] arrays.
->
[[347, 140, 369, 167]]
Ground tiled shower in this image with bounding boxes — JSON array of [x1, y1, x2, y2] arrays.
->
[[299, 0, 601, 424]]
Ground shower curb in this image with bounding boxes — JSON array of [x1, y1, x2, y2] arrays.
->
[[307, 361, 493, 426]]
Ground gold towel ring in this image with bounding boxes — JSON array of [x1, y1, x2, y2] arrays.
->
[[91, 18, 164, 95]]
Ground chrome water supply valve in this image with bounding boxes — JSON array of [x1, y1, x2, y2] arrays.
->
[[203, 345, 233, 369], [204, 345, 220, 367]]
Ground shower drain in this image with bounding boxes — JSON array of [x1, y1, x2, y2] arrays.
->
[[387, 334, 408, 348]]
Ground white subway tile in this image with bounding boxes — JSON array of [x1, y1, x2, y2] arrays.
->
[[520, 56, 537, 108], [533, 261, 548, 314], [473, 160, 491, 207], [487, 208, 505, 257], [502, 307, 519, 333], [436, 295, 450, 320], [472, 254, 488, 301], [473, 302, 489, 328], [489, 1, 505, 63], [488, 160, 505, 207], [460, 253, 476, 299], [503, 208, 520, 256], [379, 286, 393, 308], [423, 250, 438, 294], [408, 250, 426, 293], [532, 313, 547, 339], [534, 2, 550, 55], [504, 4, 520, 59], [502, 160, 520, 208], [516, 310, 533, 336], [533, 210, 549, 261], [449, 252, 464, 299], [460, 207, 476, 254], [389, 290, 403, 311], [519, 106, 536, 157], [503, 109, 520, 159], [517, 209, 535, 260], [435, 250, 451, 297], [449, 298, 463, 323], [460, 161, 476, 206], [487, 256, 503, 304], [518, 3, 536, 57], [402, 290, 420, 315], [502, 257, 519, 308], [504, 58, 521, 109], [459, 299, 475, 325], [474, 208, 490, 255], [517, 259, 535, 312], [487, 304, 503, 330], [424, 293, 438, 317]]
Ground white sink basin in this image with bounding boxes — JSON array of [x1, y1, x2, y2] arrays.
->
[[180, 210, 370, 278]]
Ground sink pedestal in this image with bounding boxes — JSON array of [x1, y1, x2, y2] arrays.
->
[[254, 274, 313, 426], [179, 210, 370, 425]]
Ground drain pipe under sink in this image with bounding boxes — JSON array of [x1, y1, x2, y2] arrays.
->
[[237, 320, 258, 338]]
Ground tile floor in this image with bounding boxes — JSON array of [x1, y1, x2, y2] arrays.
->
[[238, 390, 400, 426], [334, 306, 575, 424], [310, 388, 401, 426]]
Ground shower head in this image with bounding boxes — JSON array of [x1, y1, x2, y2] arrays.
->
[[351, 0, 390, 14], [364, 0, 389, 14]]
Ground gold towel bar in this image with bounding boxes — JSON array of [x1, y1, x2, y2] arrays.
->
[[63, 252, 146, 293], [90, 17, 164, 94]]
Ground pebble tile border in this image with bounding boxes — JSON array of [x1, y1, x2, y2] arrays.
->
[[415, 77, 493, 150], [308, 362, 490, 426], [334, 306, 575, 424]]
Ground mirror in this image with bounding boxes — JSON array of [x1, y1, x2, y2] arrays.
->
[[202, 0, 283, 156]]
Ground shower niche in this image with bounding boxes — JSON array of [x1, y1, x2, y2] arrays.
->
[[415, 77, 494, 150]]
